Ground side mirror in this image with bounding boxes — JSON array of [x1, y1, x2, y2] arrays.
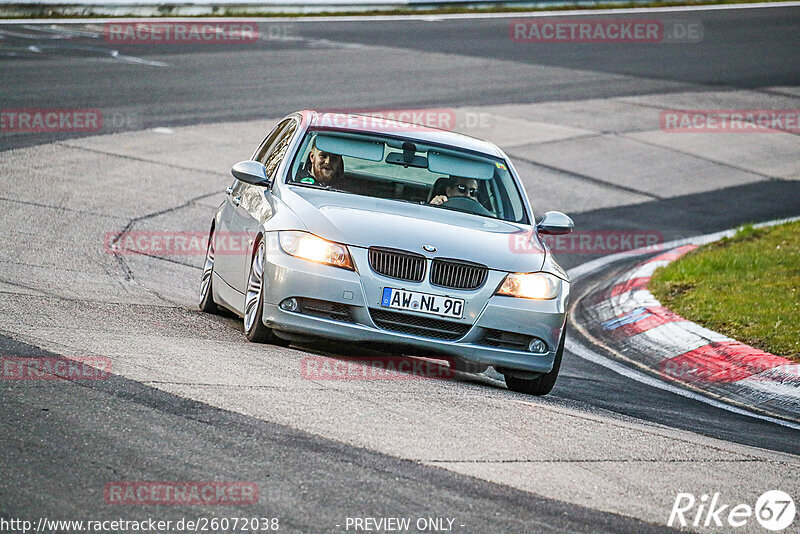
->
[[231, 160, 271, 187], [537, 211, 574, 235]]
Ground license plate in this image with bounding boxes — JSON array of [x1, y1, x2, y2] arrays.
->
[[381, 287, 464, 319]]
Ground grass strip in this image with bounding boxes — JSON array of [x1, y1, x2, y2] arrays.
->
[[651, 220, 800, 361]]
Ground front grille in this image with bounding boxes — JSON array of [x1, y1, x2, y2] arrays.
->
[[369, 308, 470, 341], [480, 329, 530, 351], [298, 298, 354, 323], [430, 259, 488, 290], [368, 247, 426, 282]]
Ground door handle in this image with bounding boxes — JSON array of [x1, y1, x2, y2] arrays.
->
[[232, 196, 241, 207], [225, 186, 233, 195]]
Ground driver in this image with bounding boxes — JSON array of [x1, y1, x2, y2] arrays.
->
[[430, 176, 479, 206], [294, 141, 344, 187]]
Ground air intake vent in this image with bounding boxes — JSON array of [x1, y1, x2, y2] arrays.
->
[[368, 247, 426, 282], [298, 298, 355, 324], [480, 329, 530, 351], [430, 259, 488, 290], [369, 308, 470, 341]]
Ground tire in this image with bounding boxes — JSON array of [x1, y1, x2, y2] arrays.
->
[[504, 325, 566, 396], [452, 358, 489, 374], [199, 225, 219, 314], [244, 240, 278, 343]]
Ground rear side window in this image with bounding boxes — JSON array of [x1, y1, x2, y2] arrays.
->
[[255, 119, 291, 163], [263, 121, 297, 179]]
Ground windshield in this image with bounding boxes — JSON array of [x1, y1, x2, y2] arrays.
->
[[286, 129, 528, 224]]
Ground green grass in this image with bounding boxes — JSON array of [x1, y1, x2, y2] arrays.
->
[[0, 0, 790, 19], [650, 220, 800, 361]]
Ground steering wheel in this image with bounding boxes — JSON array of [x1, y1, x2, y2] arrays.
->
[[442, 196, 492, 216]]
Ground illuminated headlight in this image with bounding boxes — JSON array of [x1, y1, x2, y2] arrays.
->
[[278, 231, 353, 270], [496, 272, 560, 300]]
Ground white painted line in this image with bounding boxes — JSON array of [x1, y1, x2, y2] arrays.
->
[[22, 23, 100, 37], [568, 230, 730, 281], [565, 337, 800, 431], [2, 1, 799, 24], [112, 53, 170, 67], [736, 378, 800, 403], [152, 127, 174, 134], [625, 259, 670, 280], [608, 288, 660, 314], [4, 38, 169, 66], [0, 28, 68, 38], [631, 320, 732, 351]]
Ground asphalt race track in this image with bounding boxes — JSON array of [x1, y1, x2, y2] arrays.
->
[[1, 5, 799, 533]]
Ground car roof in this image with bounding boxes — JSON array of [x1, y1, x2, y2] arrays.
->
[[297, 109, 505, 159]]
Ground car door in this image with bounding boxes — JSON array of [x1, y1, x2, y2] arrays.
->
[[214, 119, 291, 291], [228, 118, 299, 292]]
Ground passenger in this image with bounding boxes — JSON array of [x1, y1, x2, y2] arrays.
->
[[430, 176, 480, 206]]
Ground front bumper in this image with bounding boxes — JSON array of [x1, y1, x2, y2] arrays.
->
[[260, 239, 568, 374]]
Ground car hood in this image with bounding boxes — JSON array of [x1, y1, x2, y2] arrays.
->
[[281, 186, 545, 272]]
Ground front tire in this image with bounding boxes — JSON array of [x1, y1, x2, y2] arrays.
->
[[244, 241, 277, 343], [504, 325, 566, 396], [199, 226, 219, 314]]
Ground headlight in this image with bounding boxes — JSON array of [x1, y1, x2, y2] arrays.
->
[[278, 231, 353, 270], [496, 272, 560, 300]]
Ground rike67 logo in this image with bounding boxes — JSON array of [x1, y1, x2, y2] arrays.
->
[[669, 490, 795, 531]]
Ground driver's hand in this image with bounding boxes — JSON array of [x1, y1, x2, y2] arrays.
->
[[430, 195, 448, 205]]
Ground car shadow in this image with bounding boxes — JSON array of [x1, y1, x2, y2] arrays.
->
[[286, 337, 506, 387]]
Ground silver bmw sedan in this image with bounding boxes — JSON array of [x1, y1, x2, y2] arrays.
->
[[200, 110, 574, 395]]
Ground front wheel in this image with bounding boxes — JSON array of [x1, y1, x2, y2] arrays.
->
[[244, 241, 279, 343], [199, 226, 219, 314], [504, 325, 566, 396]]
